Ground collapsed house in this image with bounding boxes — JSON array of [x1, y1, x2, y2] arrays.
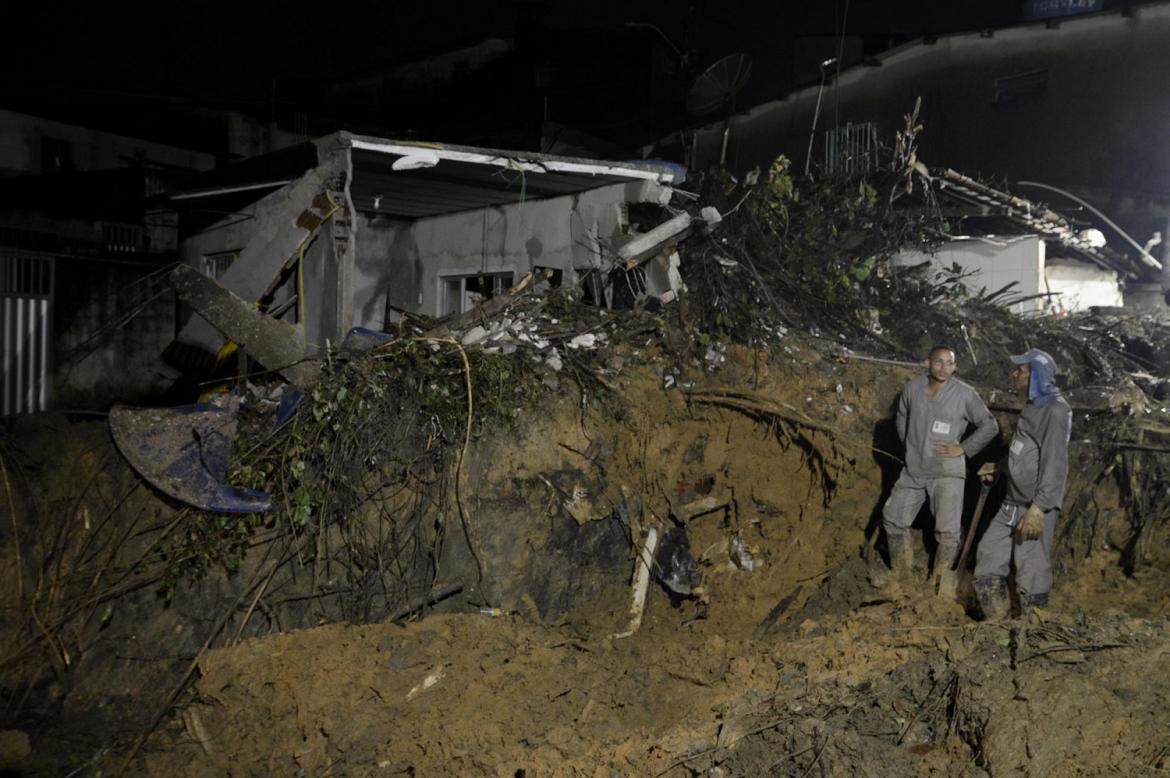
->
[[163, 132, 690, 379], [895, 168, 1155, 314]]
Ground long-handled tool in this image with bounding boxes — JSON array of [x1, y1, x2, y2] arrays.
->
[[954, 475, 995, 570]]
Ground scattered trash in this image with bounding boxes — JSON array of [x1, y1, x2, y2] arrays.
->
[[406, 666, 445, 700], [340, 326, 394, 353], [611, 525, 660, 640], [655, 525, 702, 598], [699, 206, 723, 229], [478, 607, 508, 617], [704, 343, 727, 371], [729, 534, 759, 572]]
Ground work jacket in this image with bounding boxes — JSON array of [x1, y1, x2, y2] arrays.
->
[[1006, 395, 1072, 511], [896, 375, 998, 479]]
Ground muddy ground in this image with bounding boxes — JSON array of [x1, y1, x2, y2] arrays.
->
[[2, 330, 1169, 776]]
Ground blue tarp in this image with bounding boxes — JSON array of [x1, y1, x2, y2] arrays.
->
[[110, 402, 271, 514]]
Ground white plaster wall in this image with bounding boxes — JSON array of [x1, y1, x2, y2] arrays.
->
[[352, 181, 648, 327], [895, 236, 1046, 314], [1044, 260, 1122, 311]]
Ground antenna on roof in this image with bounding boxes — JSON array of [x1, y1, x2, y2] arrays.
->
[[686, 53, 753, 116]]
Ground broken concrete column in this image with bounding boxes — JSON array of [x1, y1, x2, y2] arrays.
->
[[170, 135, 353, 369], [171, 265, 319, 387]]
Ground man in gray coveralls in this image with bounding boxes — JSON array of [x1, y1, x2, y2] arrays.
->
[[880, 345, 998, 596], [974, 348, 1072, 620]]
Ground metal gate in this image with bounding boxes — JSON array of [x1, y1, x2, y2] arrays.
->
[[1, 253, 54, 415], [823, 122, 879, 178]]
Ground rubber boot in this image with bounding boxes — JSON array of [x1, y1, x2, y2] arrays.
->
[[870, 534, 914, 590], [974, 576, 1010, 621], [934, 542, 960, 599], [1020, 590, 1049, 624], [888, 533, 915, 585]]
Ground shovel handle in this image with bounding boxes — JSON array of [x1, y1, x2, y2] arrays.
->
[[954, 482, 992, 571]]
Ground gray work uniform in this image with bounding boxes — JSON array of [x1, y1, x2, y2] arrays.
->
[[975, 395, 1072, 599], [882, 376, 998, 547]]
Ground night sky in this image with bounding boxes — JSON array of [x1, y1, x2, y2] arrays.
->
[[7, 1, 1027, 114]]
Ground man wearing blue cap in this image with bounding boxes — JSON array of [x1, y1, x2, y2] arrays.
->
[[877, 345, 998, 596], [974, 348, 1072, 620]]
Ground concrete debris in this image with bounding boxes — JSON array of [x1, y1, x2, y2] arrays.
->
[[544, 348, 563, 372], [171, 265, 319, 387], [704, 343, 728, 371], [567, 332, 605, 350], [460, 325, 489, 346]]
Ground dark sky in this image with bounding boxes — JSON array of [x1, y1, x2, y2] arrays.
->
[[6, 0, 1028, 112]]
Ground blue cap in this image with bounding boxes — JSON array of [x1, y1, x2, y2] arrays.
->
[[1010, 349, 1060, 406], [1010, 348, 1057, 375]]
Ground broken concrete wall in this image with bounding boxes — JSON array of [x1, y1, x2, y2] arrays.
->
[[896, 236, 1046, 314], [173, 135, 352, 364], [351, 180, 660, 325]]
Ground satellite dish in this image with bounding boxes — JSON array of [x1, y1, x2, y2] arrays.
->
[[686, 53, 752, 116]]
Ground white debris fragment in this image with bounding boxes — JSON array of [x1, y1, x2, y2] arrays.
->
[[406, 666, 445, 700], [729, 534, 759, 572], [545, 348, 563, 371], [704, 343, 727, 371], [461, 326, 489, 346], [567, 333, 597, 350]]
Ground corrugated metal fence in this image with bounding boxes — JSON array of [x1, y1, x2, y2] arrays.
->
[[1, 253, 54, 415]]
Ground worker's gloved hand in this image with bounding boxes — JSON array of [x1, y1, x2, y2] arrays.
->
[[1018, 504, 1045, 541]]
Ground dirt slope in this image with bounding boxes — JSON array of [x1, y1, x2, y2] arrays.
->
[[5, 335, 1170, 776], [129, 344, 1170, 777]]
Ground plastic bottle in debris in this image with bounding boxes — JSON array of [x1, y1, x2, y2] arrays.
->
[[478, 607, 508, 617]]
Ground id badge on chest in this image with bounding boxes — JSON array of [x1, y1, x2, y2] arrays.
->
[[931, 420, 951, 436]]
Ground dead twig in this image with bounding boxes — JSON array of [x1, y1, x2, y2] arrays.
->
[[689, 387, 834, 434], [1020, 642, 1126, 663], [1, 453, 22, 603], [115, 550, 283, 776], [418, 336, 483, 583], [799, 736, 827, 778], [387, 581, 464, 622]]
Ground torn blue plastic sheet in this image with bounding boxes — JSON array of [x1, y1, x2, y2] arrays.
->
[[341, 326, 394, 352], [275, 386, 304, 430], [109, 402, 271, 514]]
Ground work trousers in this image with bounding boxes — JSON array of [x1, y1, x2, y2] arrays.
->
[[973, 502, 1058, 600], [881, 471, 964, 548]]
